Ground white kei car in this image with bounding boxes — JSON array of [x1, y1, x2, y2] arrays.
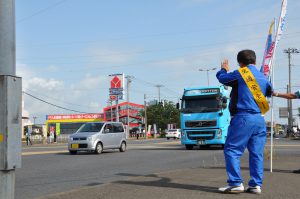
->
[[165, 129, 181, 139]]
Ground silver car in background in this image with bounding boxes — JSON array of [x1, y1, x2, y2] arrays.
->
[[68, 122, 126, 154]]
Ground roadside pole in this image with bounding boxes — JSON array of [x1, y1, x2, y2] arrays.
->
[[0, 1, 22, 199], [116, 96, 119, 122], [144, 94, 147, 139], [126, 76, 132, 139]]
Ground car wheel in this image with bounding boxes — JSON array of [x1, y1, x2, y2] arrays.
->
[[94, 142, 103, 154], [119, 141, 126, 152], [185, 145, 193, 150], [69, 151, 77, 155]]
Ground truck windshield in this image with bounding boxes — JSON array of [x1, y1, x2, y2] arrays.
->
[[77, 123, 104, 133], [182, 97, 219, 113]]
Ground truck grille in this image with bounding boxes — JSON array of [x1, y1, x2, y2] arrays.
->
[[187, 131, 215, 140], [185, 120, 217, 128]]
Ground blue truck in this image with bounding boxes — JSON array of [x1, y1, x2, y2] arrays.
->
[[179, 86, 230, 150]]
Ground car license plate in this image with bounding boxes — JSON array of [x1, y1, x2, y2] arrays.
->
[[198, 140, 205, 145], [71, 144, 79, 149]]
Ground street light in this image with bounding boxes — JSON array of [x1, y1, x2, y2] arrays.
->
[[199, 67, 217, 86]]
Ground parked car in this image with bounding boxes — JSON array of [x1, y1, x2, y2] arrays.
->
[[165, 129, 181, 139], [68, 122, 126, 154]]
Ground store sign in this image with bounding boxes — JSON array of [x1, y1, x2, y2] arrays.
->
[[109, 73, 124, 100], [119, 109, 139, 117], [47, 114, 103, 120], [279, 107, 288, 118]]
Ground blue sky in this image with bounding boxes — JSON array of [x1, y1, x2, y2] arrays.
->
[[16, 0, 300, 124]]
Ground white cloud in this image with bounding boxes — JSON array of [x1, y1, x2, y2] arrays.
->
[[19, 63, 110, 124], [79, 73, 108, 90], [86, 47, 135, 66]]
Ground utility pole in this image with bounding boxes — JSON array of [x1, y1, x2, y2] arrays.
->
[[144, 94, 147, 139], [116, 96, 119, 122], [155, 85, 164, 103], [33, 116, 37, 124], [125, 75, 133, 139], [199, 67, 217, 86], [284, 48, 299, 134], [0, 1, 22, 199]]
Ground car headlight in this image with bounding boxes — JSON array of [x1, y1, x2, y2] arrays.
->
[[87, 137, 92, 141], [69, 137, 73, 141]]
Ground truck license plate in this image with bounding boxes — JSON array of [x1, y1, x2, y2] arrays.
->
[[71, 144, 79, 149], [198, 140, 205, 145]]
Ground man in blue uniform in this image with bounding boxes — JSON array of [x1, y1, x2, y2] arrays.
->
[[216, 50, 273, 194]]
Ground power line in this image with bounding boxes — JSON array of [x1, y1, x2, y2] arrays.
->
[[15, 18, 300, 47], [17, 0, 69, 23], [23, 91, 88, 114], [24, 88, 98, 109], [16, 31, 300, 65]]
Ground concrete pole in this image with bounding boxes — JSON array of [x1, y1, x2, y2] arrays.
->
[[110, 99, 113, 121], [144, 94, 147, 139], [0, 1, 17, 199], [116, 96, 119, 122], [288, 50, 292, 130], [126, 76, 132, 138], [0, 0, 15, 76], [155, 85, 163, 103], [284, 48, 300, 133]]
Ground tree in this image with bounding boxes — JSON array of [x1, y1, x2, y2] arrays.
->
[[140, 100, 180, 131]]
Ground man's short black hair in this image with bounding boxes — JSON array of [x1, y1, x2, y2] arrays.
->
[[237, 49, 256, 66]]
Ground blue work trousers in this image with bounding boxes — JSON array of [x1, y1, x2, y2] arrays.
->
[[224, 113, 267, 187]]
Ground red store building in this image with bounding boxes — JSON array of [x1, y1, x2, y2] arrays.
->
[[103, 102, 144, 127]]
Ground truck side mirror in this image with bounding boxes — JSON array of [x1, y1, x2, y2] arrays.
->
[[176, 103, 180, 109], [222, 96, 227, 104], [222, 103, 227, 109]]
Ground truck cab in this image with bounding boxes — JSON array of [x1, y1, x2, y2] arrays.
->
[[179, 86, 230, 150]]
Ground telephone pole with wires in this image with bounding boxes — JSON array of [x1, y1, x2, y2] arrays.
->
[[0, 1, 21, 199], [125, 75, 133, 138], [284, 48, 299, 135], [155, 85, 164, 103]]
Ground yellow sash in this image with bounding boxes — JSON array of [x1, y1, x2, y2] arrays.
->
[[238, 67, 269, 115]]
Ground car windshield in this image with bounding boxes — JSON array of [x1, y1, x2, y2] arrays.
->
[[77, 123, 104, 133], [182, 97, 220, 113]]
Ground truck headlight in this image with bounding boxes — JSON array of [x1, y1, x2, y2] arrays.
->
[[217, 129, 222, 139]]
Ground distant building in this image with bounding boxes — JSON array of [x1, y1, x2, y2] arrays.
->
[[45, 113, 104, 135], [22, 95, 32, 139], [103, 102, 144, 127]]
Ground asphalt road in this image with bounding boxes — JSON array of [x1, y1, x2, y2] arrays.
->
[[16, 138, 300, 199]]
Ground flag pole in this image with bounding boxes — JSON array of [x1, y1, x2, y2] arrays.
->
[[270, 18, 276, 173]]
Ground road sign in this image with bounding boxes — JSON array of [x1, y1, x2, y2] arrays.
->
[[279, 107, 288, 118]]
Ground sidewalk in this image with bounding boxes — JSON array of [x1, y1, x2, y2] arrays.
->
[[37, 151, 300, 199]]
